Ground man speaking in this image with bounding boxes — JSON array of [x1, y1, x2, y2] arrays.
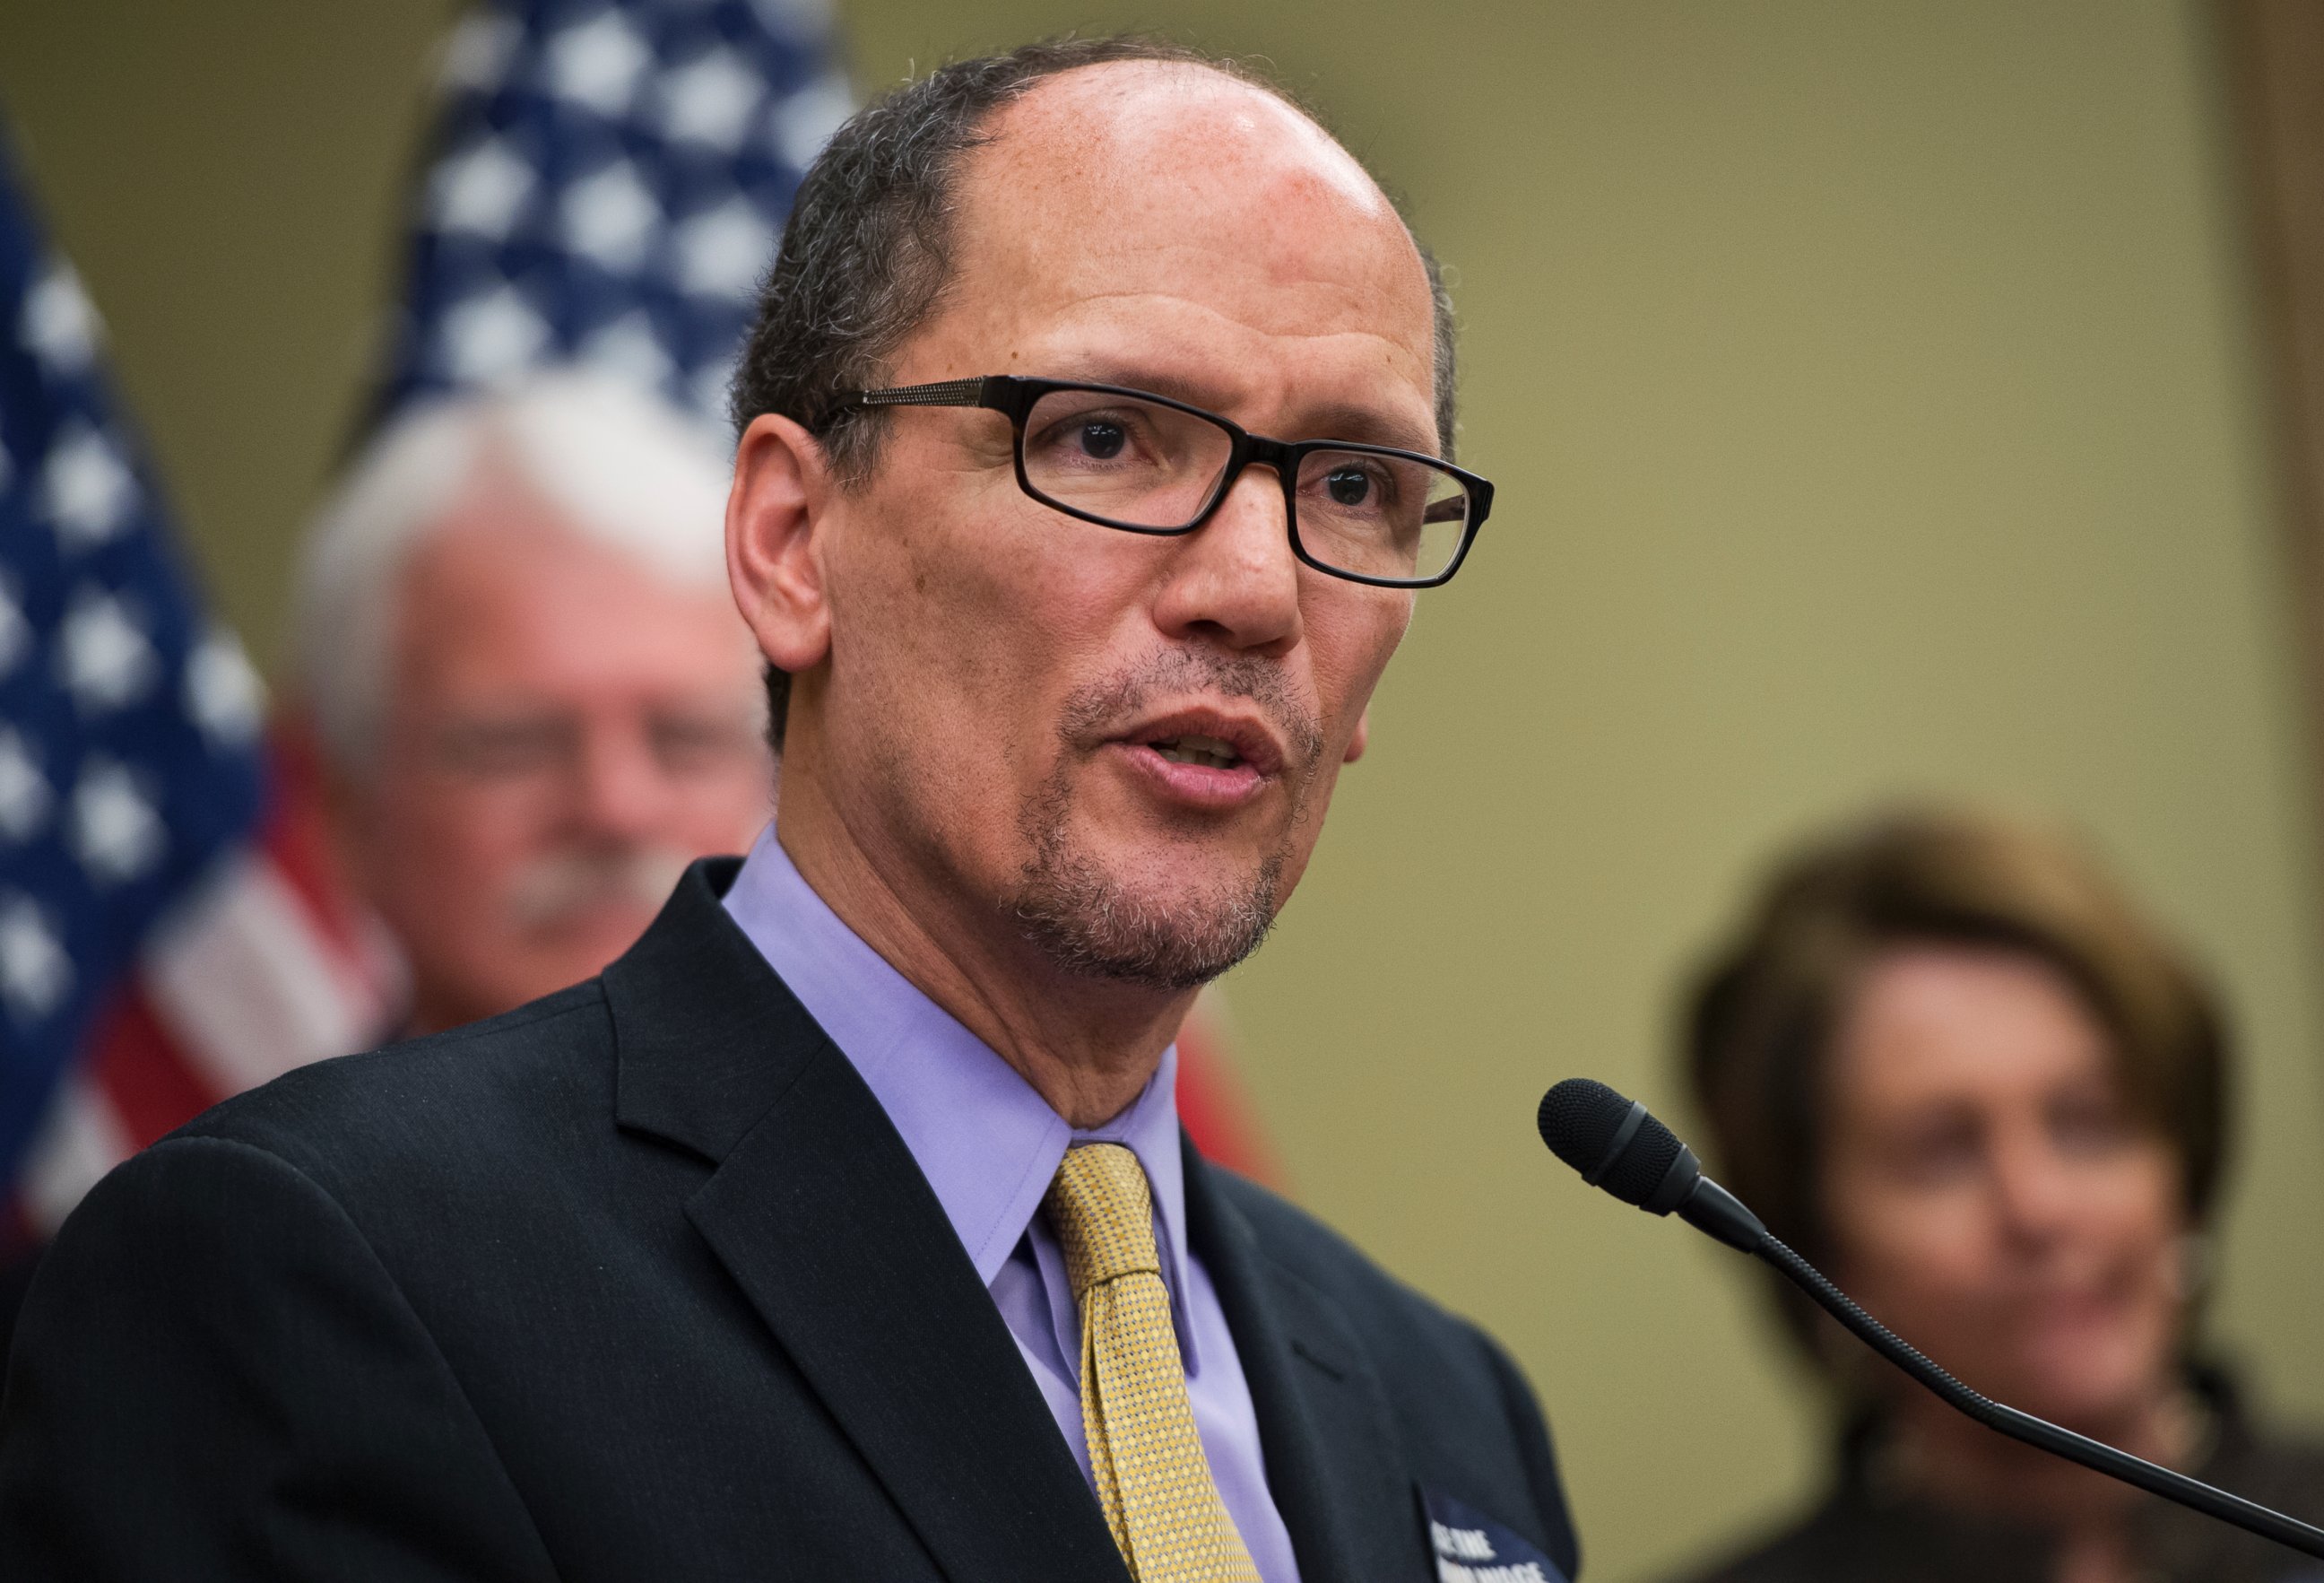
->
[[0, 37, 1577, 1583]]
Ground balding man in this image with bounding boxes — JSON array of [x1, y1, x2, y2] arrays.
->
[[0, 39, 1578, 1583], [291, 370, 771, 1034]]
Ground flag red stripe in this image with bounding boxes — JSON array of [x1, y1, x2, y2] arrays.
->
[[84, 985, 214, 1148], [256, 719, 376, 971]]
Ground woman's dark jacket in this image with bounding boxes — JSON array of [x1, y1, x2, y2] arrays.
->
[[1682, 1370, 2324, 1583]]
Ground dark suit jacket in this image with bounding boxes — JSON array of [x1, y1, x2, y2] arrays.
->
[[0, 859, 1578, 1581]]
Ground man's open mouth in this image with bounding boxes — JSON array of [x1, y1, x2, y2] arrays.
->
[[1114, 707, 1285, 785], [1148, 734, 1245, 770]]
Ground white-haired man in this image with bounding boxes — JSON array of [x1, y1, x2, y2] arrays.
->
[[290, 370, 772, 1033]]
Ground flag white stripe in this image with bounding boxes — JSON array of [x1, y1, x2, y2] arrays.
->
[[143, 851, 386, 1099]]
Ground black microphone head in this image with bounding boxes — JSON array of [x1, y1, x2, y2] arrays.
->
[[1538, 1078, 1695, 1211], [1537, 1078, 1631, 1171]]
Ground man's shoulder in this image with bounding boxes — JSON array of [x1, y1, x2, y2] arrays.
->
[[168, 979, 618, 1195]]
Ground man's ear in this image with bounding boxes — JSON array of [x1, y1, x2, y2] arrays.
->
[[727, 412, 836, 675], [1343, 705, 1371, 763]]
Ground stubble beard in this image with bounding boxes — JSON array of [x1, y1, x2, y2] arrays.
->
[[1007, 650, 1324, 992]]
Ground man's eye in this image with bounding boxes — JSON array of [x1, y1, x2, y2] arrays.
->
[[1326, 467, 1373, 507], [437, 722, 569, 778], [1028, 406, 1152, 467], [651, 716, 759, 772]]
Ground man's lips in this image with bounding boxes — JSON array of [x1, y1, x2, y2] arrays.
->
[[1116, 707, 1287, 776], [1106, 705, 1288, 809]]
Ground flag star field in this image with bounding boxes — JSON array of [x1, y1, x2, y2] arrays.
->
[[0, 134, 266, 1173], [384, 0, 850, 434]]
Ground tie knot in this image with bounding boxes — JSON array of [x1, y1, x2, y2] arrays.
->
[[1045, 1144, 1161, 1296]]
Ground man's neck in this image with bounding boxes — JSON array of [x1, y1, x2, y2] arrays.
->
[[774, 763, 1196, 1130]]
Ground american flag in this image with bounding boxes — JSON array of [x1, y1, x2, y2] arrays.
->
[[380, 0, 853, 429], [0, 127, 396, 1236], [2, 0, 853, 1235]]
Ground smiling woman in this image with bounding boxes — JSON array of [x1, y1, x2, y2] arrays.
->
[[1675, 807, 2324, 1583]]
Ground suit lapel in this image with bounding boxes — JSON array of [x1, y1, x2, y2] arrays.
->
[[604, 863, 1125, 1583], [1184, 1141, 1433, 1583]]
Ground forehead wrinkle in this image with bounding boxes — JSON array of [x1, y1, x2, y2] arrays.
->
[[1031, 285, 1424, 362], [1076, 215, 1419, 306]]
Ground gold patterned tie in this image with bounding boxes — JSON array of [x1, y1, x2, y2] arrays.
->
[[1045, 1144, 1262, 1583]]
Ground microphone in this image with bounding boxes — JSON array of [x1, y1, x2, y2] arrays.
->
[[1537, 1077, 2324, 1562]]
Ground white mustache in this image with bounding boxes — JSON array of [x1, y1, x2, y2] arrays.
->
[[502, 847, 692, 932]]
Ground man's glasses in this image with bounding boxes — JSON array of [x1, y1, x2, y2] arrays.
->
[[832, 376, 1491, 588]]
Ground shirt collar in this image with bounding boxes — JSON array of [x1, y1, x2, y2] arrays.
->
[[720, 823, 1193, 1311]]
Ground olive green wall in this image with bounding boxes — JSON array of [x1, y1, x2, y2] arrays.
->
[[4, 4, 2320, 1579]]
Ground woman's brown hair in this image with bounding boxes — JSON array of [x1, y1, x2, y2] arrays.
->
[[1684, 806, 2230, 1361]]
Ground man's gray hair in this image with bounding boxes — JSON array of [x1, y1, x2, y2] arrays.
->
[[292, 369, 734, 772], [728, 34, 1460, 749]]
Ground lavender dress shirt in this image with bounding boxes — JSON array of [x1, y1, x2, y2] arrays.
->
[[722, 826, 1301, 1582]]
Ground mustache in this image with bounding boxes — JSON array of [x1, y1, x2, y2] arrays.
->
[[502, 846, 692, 931], [1057, 647, 1324, 771]]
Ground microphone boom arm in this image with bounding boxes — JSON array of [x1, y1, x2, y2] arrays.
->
[[1747, 1226, 2324, 1561]]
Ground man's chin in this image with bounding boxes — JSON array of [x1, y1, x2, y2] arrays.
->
[[415, 932, 651, 1032], [1008, 851, 1282, 992], [517, 908, 664, 980]]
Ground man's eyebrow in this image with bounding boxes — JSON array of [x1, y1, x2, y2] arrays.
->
[[1043, 359, 1235, 412], [1291, 401, 1437, 457]]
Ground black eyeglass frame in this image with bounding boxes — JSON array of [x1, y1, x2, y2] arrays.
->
[[832, 375, 1492, 589]]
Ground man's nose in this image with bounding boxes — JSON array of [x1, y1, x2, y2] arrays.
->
[[567, 718, 672, 842], [1149, 467, 1303, 654]]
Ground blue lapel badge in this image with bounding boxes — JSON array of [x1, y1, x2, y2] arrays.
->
[[1420, 1489, 1569, 1583]]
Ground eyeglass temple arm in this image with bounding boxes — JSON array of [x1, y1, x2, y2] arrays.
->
[[840, 377, 1005, 409]]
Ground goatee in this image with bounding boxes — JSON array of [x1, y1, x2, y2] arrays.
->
[[1007, 649, 1321, 990]]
